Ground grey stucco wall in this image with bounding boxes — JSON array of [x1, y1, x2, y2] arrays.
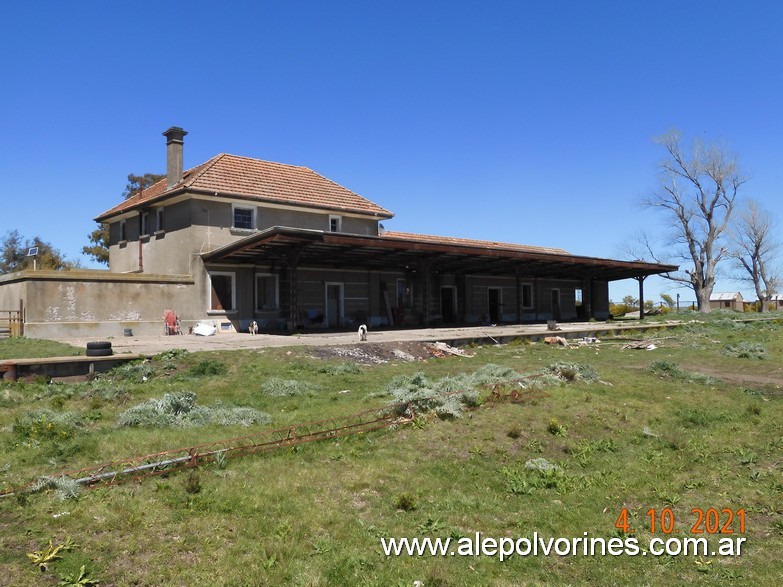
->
[[1, 271, 196, 339], [107, 196, 380, 276]]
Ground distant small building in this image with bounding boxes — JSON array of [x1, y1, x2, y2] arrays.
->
[[768, 294, 783, 310], [709, 292, 744, 312]]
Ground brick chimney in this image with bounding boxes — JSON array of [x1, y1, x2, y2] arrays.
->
[[162, 126, 188, 188]]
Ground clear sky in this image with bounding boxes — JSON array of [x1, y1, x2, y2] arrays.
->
[[2, 1, 781, 304]]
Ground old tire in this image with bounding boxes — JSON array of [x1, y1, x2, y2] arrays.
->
[[86, 341, 112, 351], [86, 347, 113, 357]]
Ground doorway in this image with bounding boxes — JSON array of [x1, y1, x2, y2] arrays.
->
[[551, 288, 561, 321], [488, 287, 502, 323], [440, 286, 457, 323], [325, 282, 343, 328]]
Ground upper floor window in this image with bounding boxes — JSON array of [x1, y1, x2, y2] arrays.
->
[[156, 207, 165, 232], [232, 205, 255, 230], [140, 211, 150, 236], [329, 215, 342, 232], [119, 220, 127, 242]]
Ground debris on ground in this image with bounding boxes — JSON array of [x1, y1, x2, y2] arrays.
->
[[193, 322, 217, 336], [544, 336, 569, 347], [622, 340, 658, 350], [429, 341, 475, 358], [310, 341, 474, 364]]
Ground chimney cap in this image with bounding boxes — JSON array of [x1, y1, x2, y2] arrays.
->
[[163, 126, 188, 144]]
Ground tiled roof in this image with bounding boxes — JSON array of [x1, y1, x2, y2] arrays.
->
[[96, 154, 393, 221], [381, 230, 571, 256]]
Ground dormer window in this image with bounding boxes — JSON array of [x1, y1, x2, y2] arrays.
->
[[232, 205, 255, 230], [329, 215, 342, 232]]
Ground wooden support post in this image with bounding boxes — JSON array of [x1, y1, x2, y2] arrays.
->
[[637, 276, 645, 321], [582, 277, 593, 321], [515, 269, 522, 324], [286, 247, 303, 331], [417, 259, 434, 326]]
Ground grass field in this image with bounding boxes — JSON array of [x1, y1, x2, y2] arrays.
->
[[1, 314, 782, 586]]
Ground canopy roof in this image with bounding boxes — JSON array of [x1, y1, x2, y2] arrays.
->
[[203, 227, 677, 281]]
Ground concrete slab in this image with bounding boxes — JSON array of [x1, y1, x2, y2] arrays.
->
[[51, 320, 684, 356]]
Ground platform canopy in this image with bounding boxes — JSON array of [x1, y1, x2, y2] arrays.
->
[[202, 227, 677, 282]]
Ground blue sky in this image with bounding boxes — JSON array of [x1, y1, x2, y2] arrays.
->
[[2, 1, 781, 304]]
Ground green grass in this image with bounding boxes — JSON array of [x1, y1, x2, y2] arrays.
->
[[0, 337, 82, 360], [1, 318, 782, 585]]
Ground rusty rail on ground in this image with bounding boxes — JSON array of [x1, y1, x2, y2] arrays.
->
[[0, 402, 415, 499]]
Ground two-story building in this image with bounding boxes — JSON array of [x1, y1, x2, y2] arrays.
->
[[0, 127, 676, 338]]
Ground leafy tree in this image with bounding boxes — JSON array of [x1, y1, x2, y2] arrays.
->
[[0, 230, 78, 274], [82, 173, 165, 265], [632, 129, 746, 312], [660, 293, 676, 309]]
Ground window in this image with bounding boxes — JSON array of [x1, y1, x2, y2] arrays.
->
[[156, 207, 165, 232], [119, 220, 127, 242], [140, 211, 150, 236], [232, 205, 255, 229], [396, 278, 412, 308], [255, 273, 279, 311], [329, 215, 342, 232], [522, 283, 533, 308], [575, 288, 583, 307], [208, 271, 236, 312]]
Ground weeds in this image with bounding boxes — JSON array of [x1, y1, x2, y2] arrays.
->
[[260, 377, 320, 397], [26, 537, 76, 571], [649, 360, 717, 384], [117, 392, 270, 428], [13, 410, 83, 444], [723, 342, 767, 360], [187, 359, 228, 377], [29, 476, 82, 501]]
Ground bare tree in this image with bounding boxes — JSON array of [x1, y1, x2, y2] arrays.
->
[[640, 129, 746, 312], [728, 199, 780, 312]]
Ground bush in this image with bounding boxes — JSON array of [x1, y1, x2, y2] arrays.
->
[[723, 342, 767, 360], [117, 392, 270, 428], [260, 377, 320, 397], [385, 372, 478, 419]]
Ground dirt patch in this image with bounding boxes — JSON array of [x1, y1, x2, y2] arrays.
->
[[682, 364, 783, 388], [308, 341, 464, 364]]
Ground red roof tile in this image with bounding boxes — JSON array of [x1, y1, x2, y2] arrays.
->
[[96, 154, 393, 221], [381, 230, 571, 256]]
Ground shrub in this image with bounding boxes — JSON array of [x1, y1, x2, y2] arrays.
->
[[545, 362, 598, 383], [723, 342, 767, 360], [260, 377, 320, 397], [29, 475, 82, 500], [386, 372, 478, 419], [117, 392, 270, 428]]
